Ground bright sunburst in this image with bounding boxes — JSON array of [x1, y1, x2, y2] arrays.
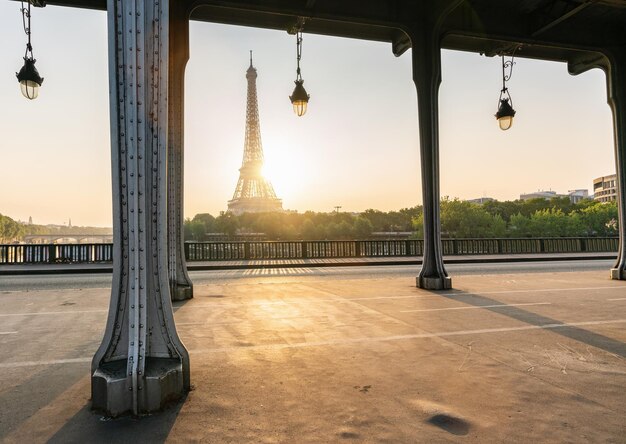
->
[[262, 147, 306, 203]]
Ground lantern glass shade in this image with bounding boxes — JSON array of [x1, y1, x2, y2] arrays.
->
[[292, 100, 307, 117], [20, 80, 40, 100], [16, 58, 44, 100], [289, 80, 310, 117], [498, 115, 513, 131]]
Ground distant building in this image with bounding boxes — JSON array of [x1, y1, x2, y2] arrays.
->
[[520, 189, 589, 204], [593, 174, 617, 203], [567, 189, 589, 204], [520, 190, 560, 201], [466, 197, 495, 205]]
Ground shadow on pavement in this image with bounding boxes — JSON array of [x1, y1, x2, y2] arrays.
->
[[435, 290, 626, 358], [172, 298, 192, 313], [0, 364, 87, 441], [47, 395, 186, 444]]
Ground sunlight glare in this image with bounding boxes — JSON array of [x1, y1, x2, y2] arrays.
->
[[262, 145, 306, 203]]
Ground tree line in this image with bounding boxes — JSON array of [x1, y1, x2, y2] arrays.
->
[[413, 197, 618, 238], [0, 214, 24, 243], [1, 196, 619, 243], [184, 197, 619, 241], [0, 213, 112, 243]]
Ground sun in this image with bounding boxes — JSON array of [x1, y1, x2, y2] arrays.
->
[[262, 147, 306, 201]]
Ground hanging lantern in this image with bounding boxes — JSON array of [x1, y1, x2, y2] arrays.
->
[[290, 79, 309, 117], [17, 57, 44, 100], [16, 1, 44, 100], [495, 53, 518, 131], [495, 97, 515, 131], [289, 28, 310, 116]]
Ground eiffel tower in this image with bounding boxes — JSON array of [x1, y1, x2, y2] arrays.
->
[[227, 53, 283, 215]]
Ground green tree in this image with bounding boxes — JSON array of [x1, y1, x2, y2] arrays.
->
[[578, 201, 619, 235], [192, 213, 216, 232], [0, 214, 25, 242], [281, 224, 298, 240], [411, 213, 424, 239], [440, 198, 505, 238], [190, 220, 207, 241], [361, 209, 389, 231], [508, 213, 532, 237], [183, 217, 193, 240], [301, 219, 317, 240], [353, 216, 374, 238], [215, 212, 239, 239], [527, 209, 584, 237], [254, 213, 283, 239], [483, 200, 524, 222]]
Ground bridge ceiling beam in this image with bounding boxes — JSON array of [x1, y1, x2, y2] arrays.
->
[[529, 0, 592, 38], [438, 2, 624, 64], [192, 0, 626, 62], [38, 0, 625, 63]]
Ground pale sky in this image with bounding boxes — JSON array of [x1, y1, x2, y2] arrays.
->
[[0, 3, 616, 227]]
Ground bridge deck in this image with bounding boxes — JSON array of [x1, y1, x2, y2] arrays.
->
[[0, 269, 625, 442]]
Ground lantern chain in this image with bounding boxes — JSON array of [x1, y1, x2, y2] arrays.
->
[[296, 31, 303, 82], [20, 1, 34, 59], [498, 46, 521, 108], [290, 17, 306, 82]]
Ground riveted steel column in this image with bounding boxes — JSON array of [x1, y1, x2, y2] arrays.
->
[[410, 23, 451, 290], [608, 48, 626, 280], [92, 0, 190, 417], [167, 1, 193, 301]]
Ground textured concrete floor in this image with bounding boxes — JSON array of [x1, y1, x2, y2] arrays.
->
[[1, 269, 625, 443]]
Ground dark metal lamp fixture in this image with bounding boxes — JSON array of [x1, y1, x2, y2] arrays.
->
[[17, 58, 43, 100], [289, 20, 310, 117], [17, 1, 44, 100], [495, 52, 518, 131], [290, 77, 309, 117], [495, 95, 515, 131]]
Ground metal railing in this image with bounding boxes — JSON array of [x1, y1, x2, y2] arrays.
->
[[0, 237, 618, 265], [0, 243, 113, 265]]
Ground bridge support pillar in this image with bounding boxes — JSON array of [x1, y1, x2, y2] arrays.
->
[[92, 0, 189, 417], [167, 1, 193, 301], [608, 48, 626, 280], [410, 21, 451, 290]]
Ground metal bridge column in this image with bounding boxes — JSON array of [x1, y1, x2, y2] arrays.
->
[[92, 0, 190, 416], [167, 1, 193, 301], [609, 48, 626, 280], [410, 21, 451, 290]]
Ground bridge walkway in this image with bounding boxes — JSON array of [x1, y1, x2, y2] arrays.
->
[[0, 267, 624, 442]]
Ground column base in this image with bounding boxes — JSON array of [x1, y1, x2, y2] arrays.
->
[[171, 283, 193, 301], [610, 268, 626, 280], [416, 276, 452, 290], [92, 358, 185, 417]]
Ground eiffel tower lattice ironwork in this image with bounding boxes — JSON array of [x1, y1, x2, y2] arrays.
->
[[228, 53, 283, 214]]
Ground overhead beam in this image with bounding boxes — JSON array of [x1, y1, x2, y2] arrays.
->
[[531, 0, 593, 38], [36, 0, 626, 57], [567, 53, 608, 75]]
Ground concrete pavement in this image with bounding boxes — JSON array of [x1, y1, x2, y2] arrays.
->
[[1, 266, 625, 442]]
